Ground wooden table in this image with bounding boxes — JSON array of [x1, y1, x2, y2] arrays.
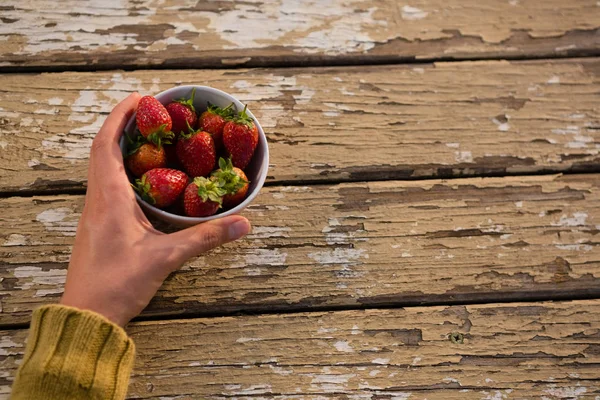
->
[[1, 1, 599, 398]]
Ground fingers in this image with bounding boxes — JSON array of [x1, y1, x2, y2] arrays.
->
[[88, 92, 141, 187], [94, 92, 141, 146], [166, 216, 251, 268]]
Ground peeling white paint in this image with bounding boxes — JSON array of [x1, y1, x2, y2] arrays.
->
[[515, 201, 523, 208], [411, 356, 421, 365], [244, 267, 263, 276], [455, 151, 473, 163], [2, 234, 28, 246], [552, 125, 580, 135], [547, 75, 561, 84], [482, 390, 510, 400], [249, 226, 291, 239], [555, 244, 593, 251], [311, 367, 356, 392], [13, 266, 67, 291], [401, 5, 428, 20], [222, 383, 272, 396], [245, 248, 287, 266], [35, 288, 64, 297], [492, 117, 510, 132], [372, 358, 390, 365], [553, 212, 588, 227], [48, 97, 64, 105], [0, 336, 22, 356], [27, 158, 41, 168], [309, 248, 367, 265], [36, 207, 78, 236], [269, 364, 293, 376], [542, 385, 586, 399], [334, 340, 353, 352]]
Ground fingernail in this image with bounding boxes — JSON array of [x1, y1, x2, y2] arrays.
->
[[229, 219, 250, 240]]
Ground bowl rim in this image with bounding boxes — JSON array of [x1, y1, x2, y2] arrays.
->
[[122, 85, 269, 225]]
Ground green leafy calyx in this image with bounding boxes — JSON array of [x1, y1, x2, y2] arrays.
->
[[179, 120, 198, 140], [193, 177, 227, 206], [231, 104, 255, 128], [147, 125, 173, 149], [207, 102, 236, 119], [132, 174, 156, 205], [175, 87, 196, 113], [211, 157, 249, 194]]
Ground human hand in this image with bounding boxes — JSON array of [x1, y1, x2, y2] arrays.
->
[[60, 93, 251, 326]]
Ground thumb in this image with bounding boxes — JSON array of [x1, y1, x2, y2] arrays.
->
[[167, 216, 251, 267]]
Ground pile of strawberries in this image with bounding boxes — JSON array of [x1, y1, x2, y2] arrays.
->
[[125, 89, 258, 217]]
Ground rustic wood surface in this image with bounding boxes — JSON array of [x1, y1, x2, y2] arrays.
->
[[0, 58, 599, 193], [2, 2, 600, 398], [2, 174, 599, 325], [0, 0, 598, 71], [1, 300, 599, 399]]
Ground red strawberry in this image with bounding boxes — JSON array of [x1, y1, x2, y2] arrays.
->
[[136, 96, 174, 146], [176, 128, 216, 178], [126, 142, 167, 177], [198, 102, 234, 151], [223, 105, 258, 170], [212, 157, 250, 209], [183, 177, 227, 217], [133, 168, 188, 208], [166, 88, 198, 138]]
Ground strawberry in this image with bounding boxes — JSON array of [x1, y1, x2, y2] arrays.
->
[[212, 157, 250, 209], [223, 105, 258, 170], [126, 142, 167, 177], [183, 177, 227, 217], [176, 128, 216, 178], [166, 88, 198, 138], [136, 96, 174, 146], [133, 168, 188, 208], [198, 102, 234, 151]]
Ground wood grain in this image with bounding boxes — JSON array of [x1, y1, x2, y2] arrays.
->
[[1, 300, 599, 398], [0, 59, 599, 193], [2, 174, 599, 325], [0, 0, 598, 71]]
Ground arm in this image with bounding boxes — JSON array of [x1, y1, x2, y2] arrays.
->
[[11, 93, 250, 400]]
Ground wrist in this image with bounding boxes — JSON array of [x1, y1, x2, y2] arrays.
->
[[60, 295, 129, 327]]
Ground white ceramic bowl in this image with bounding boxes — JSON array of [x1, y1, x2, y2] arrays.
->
[[120, 85, 269, 227]]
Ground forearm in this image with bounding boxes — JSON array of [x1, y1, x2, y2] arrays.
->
[[11, 305, 135, 400]]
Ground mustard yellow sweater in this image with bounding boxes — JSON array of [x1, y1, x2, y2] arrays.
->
[[11, 305, 135, 400]]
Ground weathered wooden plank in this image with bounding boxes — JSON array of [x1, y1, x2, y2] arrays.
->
[[2, 174, 599, 325], [0, 0, 598, 71], [1, 300, 599, 398], [0, 59, 598, 193]]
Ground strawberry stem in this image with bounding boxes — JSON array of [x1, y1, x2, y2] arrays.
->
[[133, 175, 156, 205], [193, 176, 227, 207], [175, 87, 196, 113], [211, 157, 249, 194]]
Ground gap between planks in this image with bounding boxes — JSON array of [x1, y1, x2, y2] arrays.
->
[[2, 292, 600, 332], [2, 51, 600, 75], [3, 168, 600, 200]]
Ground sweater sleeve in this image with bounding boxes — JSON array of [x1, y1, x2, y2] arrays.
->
[[11, 304, 135, 400]]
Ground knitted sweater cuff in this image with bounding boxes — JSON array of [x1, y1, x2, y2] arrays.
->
[[11, 304, 135, 400]]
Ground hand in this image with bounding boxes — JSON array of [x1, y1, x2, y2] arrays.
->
[[61, 93, 251, 326]]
